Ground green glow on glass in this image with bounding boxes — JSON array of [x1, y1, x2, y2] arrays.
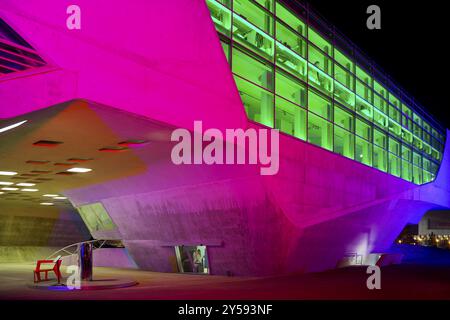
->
[[207, 0, 445, 185]]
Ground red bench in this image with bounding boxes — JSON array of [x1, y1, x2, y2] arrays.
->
[[33, 259, 62, 283]]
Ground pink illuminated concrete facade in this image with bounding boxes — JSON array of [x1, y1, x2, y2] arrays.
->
[[0, 1, 449, 276]]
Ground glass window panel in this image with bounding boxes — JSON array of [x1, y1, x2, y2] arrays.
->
[[254, 0, 273, 12], [334, 63, 354, 90], [389, 105, 401, 123], [275, 71, 306, 106], [275, 42, 307, 80], [233, 14, 275, 59], [275, 1, 306, 36], [308, 63, 333, 95], [334, 82, 355, 109], [388, 93, 400, 109], [431, 148, 440, 161], [356, 79, 373, 103], [232, 47, 274, 90], [308, 113, 333, 151], [374, 81, 388, 99], [374, 108, 388, 129], [423, 121, 431, 134], [308, 28, 332, 55], [334, 105, 354, 131], [389, 154, 401, 177], [402, 145, 412, 162], [356, 118, 372, 141], [423, 170, 433, 184], [276, 21, 306, 58], [413, 113, 422, 126], [334, 48, 354, 73], [423, 142, 432, 156], [389, 137, 401, 156], [413, 165, 423, 184], [234, 77, 274, 127], [334, 126, 354, 160], [430, 161, 439, 175], [402, 160, 412, 182], [374, 129, 387, 148], [355, 96, 373, 121], [402, 104, 412, 118], [373, 94, 388, 114], [423, 132, 431, 144], [413, 135, 423, 151], [413, 123, 422, 138], [373, 146, 387, 172], [221, 40, 230, 61], [308, 90, 332, 120], [275, 96, 306, 140], [431, 128, 438, 137], [356, 137, 372, 166], [356, 65, 372, 86], [388, 119, 402, 138], [413, 152, 421, 167], [206, 0, 232, 36], [214, 0, 231, 7], [423, 157, 431, 172], [401, 128, 413, 144], [308, 44, 332, 75], [233, 0, 273, 35]]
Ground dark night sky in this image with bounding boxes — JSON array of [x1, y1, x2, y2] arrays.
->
[[303, 0, 449, 129]]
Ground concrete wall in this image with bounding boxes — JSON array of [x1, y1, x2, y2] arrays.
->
[[0, 203, 90, 262], [419, 211, 450, 236]]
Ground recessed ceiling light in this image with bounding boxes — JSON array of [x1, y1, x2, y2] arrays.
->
[[43, 194, 59, 197], [0, 120, 27, 134], [16, 183, 36, 187], [67, 168, 92, 173], [21, 189, 38, 192], [0, 182, 14, 186], [0, 171, 18, 176], [1, 187, 19, 191], [0, 192, 4, 195], [40, 202, 54, 206], [54, 196, 67, 200]]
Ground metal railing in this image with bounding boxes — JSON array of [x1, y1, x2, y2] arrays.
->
[[46, 239, 120, 260]]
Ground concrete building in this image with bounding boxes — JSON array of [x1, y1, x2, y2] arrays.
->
[[0, 0, 449, 276]]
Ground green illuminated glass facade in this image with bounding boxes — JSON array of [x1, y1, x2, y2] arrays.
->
[[206, 0, 445, 185]]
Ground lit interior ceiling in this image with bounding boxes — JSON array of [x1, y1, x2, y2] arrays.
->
[[0, 99, 175, 207]]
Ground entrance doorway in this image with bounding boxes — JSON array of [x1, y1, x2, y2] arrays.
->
[[175, 245, 210, 274]]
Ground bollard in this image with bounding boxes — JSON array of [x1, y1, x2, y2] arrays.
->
[[78, 242, 93, 281]]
